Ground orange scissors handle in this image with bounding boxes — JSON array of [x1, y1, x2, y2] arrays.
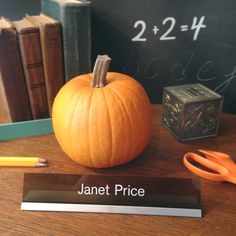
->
[[183, 151, 236, 184], [198, 149, 236, 173]]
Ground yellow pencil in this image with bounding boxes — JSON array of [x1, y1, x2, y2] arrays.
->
[[0, 157, 48, 167]]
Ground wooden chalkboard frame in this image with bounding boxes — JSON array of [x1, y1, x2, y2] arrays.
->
[[0, 118, 53, 141]]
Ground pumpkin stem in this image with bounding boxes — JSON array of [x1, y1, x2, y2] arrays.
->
[[91, 55, 111, 88]]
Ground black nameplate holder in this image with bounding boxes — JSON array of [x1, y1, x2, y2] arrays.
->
[[21, 173, 202, 217]]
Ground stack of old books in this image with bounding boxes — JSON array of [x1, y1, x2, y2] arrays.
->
[[0, 0, 91, 124]]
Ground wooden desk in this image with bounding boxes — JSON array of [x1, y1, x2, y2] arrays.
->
[[0, 105, 235, 235]]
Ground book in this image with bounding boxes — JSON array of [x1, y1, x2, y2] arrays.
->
[[13, 18, 49, 119], [41, 0, 92, 81], [26, 13, 64, 115], [21, 173, 202, 217], [0, 17, 32, 123]]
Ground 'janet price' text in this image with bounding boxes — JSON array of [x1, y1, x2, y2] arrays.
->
[[77, 183, 145, 197]]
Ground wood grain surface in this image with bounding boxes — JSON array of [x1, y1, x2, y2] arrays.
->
[[0, 105, 235, 236]]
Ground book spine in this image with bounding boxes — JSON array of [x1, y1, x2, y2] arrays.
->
[[0, 73, 11, 123], [18, 28, 49, 119], [63, 5, 91, 79], [39, 23, 64, 115], [41, 0, 92, 81], [0, 28, 32, 123]]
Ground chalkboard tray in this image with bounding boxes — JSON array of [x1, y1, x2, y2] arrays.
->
[[91, 0, 236, 114], [0, 118, 53, 141]]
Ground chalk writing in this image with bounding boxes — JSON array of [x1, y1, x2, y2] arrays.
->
[[132, 17, 206, 42], [170, 51, 196, 81], [123, 48, 236, 95], [197, 61, 216, 81], [214, 66, 236, 93]]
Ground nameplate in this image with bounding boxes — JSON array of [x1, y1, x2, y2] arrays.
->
[[21, 173, 202, 217]]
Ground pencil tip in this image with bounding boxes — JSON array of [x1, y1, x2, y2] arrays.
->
[[38, 158, 47, 163], [36, 162, 48, 167]]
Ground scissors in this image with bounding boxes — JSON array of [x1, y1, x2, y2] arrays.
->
[[183, 149, 236, 184]]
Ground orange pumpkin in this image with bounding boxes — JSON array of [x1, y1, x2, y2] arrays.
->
[[52, 55, 152, 168]]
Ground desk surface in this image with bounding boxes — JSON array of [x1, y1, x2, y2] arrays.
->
[[0, 105, 235, 236]]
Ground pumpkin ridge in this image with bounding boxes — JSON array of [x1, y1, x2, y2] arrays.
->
[[68, 88, 90, 163], [55, 89, 82, 159], [86, 89, 95, 167], [112, 79, 149, 108], [109, 85, 151, 157], [65, 87, 94, 166], [107, 86, 134, 164], [78, 74, 92, 83], [113, 84, 146, 113], [106, 76, 128, 84], [113, 82, 151, 115], [75, 77, 91, 86], [101, 88, 113, 167]]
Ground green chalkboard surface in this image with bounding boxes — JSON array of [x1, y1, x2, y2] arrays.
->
[[0, 0, 40, 20], [91, 0, 236, 114], [1, 0, 236, 119]]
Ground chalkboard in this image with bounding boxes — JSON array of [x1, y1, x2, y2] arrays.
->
[[91, 0, 236, 114]]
